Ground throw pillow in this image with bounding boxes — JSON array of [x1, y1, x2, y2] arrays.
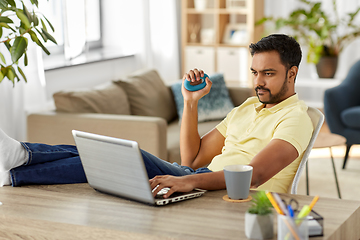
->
[[53, 82, 131, 115], [113, 69, 177, 122], [171, 73, 234, 122]]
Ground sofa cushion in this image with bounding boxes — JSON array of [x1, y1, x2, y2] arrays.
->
[[341, 106, 360, 129], [53, 82, 131, 114], [114, 69, 177, 122], [171, 73, 234, 122]]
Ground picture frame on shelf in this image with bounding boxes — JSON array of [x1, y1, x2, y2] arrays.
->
[[226, 0, 246, 9], [222, 23, 248, 45]]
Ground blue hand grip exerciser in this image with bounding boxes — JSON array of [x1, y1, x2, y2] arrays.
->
[[184, 73, 209, 91]]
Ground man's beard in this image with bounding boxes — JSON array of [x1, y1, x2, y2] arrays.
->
[[255, 74, 289, 105]]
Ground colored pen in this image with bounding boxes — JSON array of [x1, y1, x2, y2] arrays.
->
[[287, 204, 294, 218], [272, 192, 289, 216], [296, 195, 320, 225], [309, 195, 319, 210], [265, 191, 284, 215], [283, 217, 301, 240]]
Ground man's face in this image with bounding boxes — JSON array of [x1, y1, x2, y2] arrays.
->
[[250, 51, 295, 108]]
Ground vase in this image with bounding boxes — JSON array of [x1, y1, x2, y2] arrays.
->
[[316, 56, 338, 78], [194, 0, 207, 10], [245, 212, 274, 239]]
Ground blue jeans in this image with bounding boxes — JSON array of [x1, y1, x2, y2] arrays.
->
[[10, 143, 212, 187]]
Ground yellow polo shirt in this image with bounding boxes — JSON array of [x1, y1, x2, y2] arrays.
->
[[207, 94, 313, 193]]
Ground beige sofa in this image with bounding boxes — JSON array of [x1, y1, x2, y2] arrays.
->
[[27, 69, 252, 164]]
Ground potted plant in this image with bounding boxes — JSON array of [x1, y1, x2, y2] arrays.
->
[[245, 191, 274, 239], [256, 0, 360, 78], [0, 0, 56, 86]]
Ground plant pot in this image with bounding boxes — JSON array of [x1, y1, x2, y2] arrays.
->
[[316, 56, 338, 78], [245, 212, 274, 239]]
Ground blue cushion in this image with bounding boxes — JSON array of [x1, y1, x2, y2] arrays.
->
[[341, 106, 360, 129], [171, 73, 234, 122]]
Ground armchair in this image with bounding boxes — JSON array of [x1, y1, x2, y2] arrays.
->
[[324, 60, 360, 169]]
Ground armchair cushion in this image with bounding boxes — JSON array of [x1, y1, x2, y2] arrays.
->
[[171, 73, 234, 122], [114, 69, 177, 123], [53, 82, 131, 115], [341, 106, 360, 129]]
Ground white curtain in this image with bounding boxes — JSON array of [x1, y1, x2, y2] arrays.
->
[[264, 0, 360, 79]]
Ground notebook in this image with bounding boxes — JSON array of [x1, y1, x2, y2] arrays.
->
[[72, 130, 206, 206]]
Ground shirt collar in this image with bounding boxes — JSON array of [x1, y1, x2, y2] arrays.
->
[[254, 94, 299, 113]]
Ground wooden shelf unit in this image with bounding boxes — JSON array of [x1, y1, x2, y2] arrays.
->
[[181, 0, 264, 86]]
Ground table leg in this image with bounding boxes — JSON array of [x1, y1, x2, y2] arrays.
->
[[329, 147, 342, 199]]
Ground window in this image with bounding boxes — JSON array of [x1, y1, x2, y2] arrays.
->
[[39, 0, 102, 59]]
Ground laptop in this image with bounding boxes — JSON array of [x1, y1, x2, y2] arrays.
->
[[72, 130, 206, 206]]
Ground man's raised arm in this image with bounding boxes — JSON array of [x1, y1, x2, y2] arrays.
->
[[180, 69, 224, 169]]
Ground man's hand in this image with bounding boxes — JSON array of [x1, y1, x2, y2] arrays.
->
[[182, 68, 212, 102], [149, 175, 195, 199]]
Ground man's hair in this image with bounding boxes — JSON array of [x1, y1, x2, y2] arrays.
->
[[249, 34, 302, 70]]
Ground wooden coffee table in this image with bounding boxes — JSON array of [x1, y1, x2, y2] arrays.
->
[[307, 132, 346, 198]]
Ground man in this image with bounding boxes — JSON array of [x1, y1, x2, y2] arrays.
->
[[0, 34, 313, 197], [150, 34, 313, 197]]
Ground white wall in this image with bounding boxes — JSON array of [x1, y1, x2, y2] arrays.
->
[[44, 55, 141, 102], [264, 0, 360, 80]]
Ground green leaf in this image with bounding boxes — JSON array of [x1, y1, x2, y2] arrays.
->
[[4, 41, 11, 50], [29, 30, 50, 55], [0, 52, 5, 64], [1, 66, 8, 80], [16, 10, 31, 29], [11, 66, 20, 82], [29, 29, 39, 42], [32, 11, 39, 26], [0, 16, 13, 24], [24, 52, 28, 66], [17, 66, 27, 83], [40, 19, 47, 32], [35, 28, 47, 42], [0, 22, 10, 29], [0, 70, 4, 83], [11, 36, 28, 63], [43, 15, 54, 32], [30, 0, 38, 8], [19, 27, 26, 35], [42, 28, 57, 44], [0, 27, 2, 38], [0, 22, 15, 32], [4, 0, 15, 7], [7, 67, 15, 85], [37, 40, 50, 55], [247, 191, 272, 215], [23, 4, 33, 23], [0, 0, 7, 8]]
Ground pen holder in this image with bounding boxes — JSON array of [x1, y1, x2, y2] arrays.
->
[[277, 214, 308, 240]]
